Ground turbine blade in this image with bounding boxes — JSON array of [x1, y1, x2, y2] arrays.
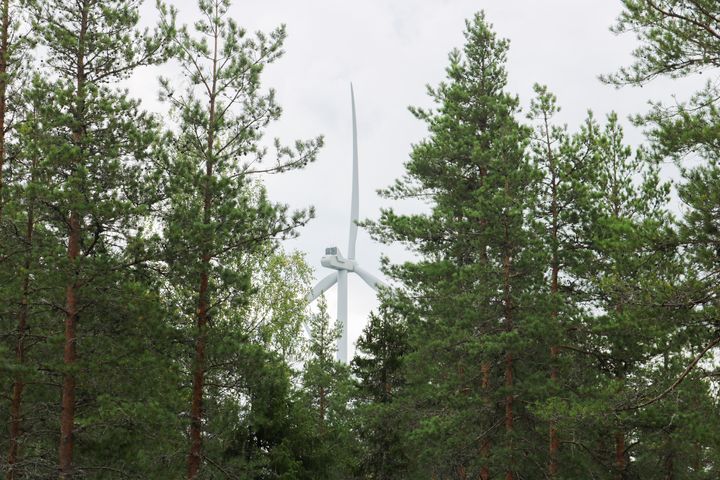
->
[[307, 272, 338, 302], [348, 83, 359, 260], [354, 265, 387, 292]]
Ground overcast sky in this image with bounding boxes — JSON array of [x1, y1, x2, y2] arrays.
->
[[131, 0, 704, 358]]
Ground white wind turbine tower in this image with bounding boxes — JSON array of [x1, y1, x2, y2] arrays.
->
[[307, 85, 386, 363]]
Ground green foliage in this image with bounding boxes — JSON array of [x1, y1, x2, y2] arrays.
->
[[2, 2, 720, 479], [353, 306, 409, 480], [366, 12, 553, 478], [606, 0, 720, 84], [300, 298, 358, 479], [244, 250, 314, 361]]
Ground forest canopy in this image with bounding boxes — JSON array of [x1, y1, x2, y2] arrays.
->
[[1, 0, 719, 479]]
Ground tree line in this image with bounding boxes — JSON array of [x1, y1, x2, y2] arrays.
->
[[1, 0, 719, 479]]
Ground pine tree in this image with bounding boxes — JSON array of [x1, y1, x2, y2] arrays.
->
[[606, 0, 720, 86], [0, 0, 8, 217], [2, 76, 48, 480], [157, 0, 322, 476], [604, 2, 720, 474], [27, 0, 175, 476], [0, 8, 35, 471], [568, 113, 681, 479], [527, 85, 602, 478], [367, 13, 548, 479], [0, 0, 29, 218]]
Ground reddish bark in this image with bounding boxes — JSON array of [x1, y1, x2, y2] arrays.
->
[[6, 152, 36, 480], [614, 431, 626, 480], [543, 107, 562, 478], [0, 0, 9, 219], [187, 136, 214, 478], [502, 214, 514, 480], [187, 11, 219, 476], [59, 212, 80, 479], [7, 267, 30, 478], [480, 362, 491, 480], [187, 268, 209, 479], [59, 3, 88, 476]]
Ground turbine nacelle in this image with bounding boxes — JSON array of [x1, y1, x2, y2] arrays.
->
[[321, 247, 356, 272], [306, 85, 387, 364]]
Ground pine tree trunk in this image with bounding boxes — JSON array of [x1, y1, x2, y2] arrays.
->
[[548, 344, 560, 477], [480, 362, 491, 480], [663, 444, 674, 480], [188, 268, 209, 479], [188, 18, 219, 476], [59, 5, 87, 476], [7, 153, 36, 480], [0, 0, 9, 219], [504, 351, 513, 480], [59, 212, 80, 479], [614, 430, 626, 480], [613, 302, 626, 480], [546, 114, 561, 477], [7, 274, 30, 478], [503, 216, 514, 480], [187, 146, 213, 479]]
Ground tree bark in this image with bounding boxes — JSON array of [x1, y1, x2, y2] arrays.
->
[[502, 213, 514, 480], [663, 444, 674, 480], [0, 0, 9, 219], [7, 150, 36, 480], [187, 267, 209, 479], [614, 430, 626, 480], [187, 8, 219, 476], [59, 3, 87, 477], [480, 362, 490, 480], [59, 212, 80, 479], [545, 110, 561, 478]]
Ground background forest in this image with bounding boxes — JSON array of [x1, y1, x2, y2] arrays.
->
[[1, 0, 719, 479]]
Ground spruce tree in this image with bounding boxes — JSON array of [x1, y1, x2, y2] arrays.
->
[[352, 305, 409, 480], [302, 298, 356, 479]]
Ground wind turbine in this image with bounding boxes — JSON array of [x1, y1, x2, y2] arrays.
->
[[307, 85, 386, 363]]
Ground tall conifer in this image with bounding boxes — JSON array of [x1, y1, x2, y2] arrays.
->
[[367, 13, 546, 479], [28, 0, 174, 475], [157, 1, 322, 476]]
